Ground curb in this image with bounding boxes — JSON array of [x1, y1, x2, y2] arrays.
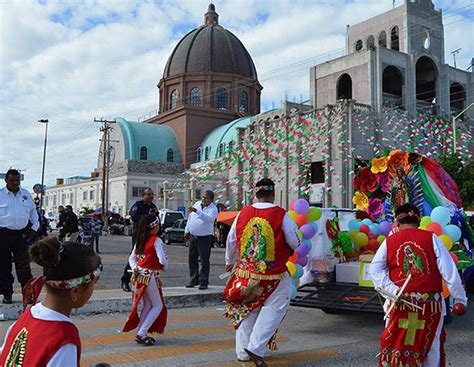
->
[[0, 287, 225, 321]]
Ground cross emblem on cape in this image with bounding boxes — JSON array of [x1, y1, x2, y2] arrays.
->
[[398, 312, 425, 346]]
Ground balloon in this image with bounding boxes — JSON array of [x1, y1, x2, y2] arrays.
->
[[300, 223, 316, 239], [367, 239, 379, 252], [309, 222, 318, 234], [294, 199, 310, 215], [359, 225, 370, 234], [296, 244, 310, 257], [362, 218, 373, 225], [377, 235, 386, 244], [452, 303, 466, 316], [368, 233, 378, 240], [445, 224, 462, 243], [449, 252, 459, 266], [349, 229, 359, 240], [420, 216, 432, 229], [431, 206, 450, 226], [369, 224, 380, 235], [302, 239, 313, 251], [426, 222, 442, 236], [290, 202, 295, 211], [439, 234, 453, 250], [354, 232, 369, 247], [442, 280, 450, 298], [296, 229, 303, 241], [290, 284, 298, 299], [296, 254, 308, 267], [295, 214, 308, 228], [294, 263, 304, 278], [289, 252, 298, 263], [307, 207, 322, 222], [348, 219, 362, 231], [379, 221, 391, 236], [286, 261, 296, 276], [288, 210, 298, 221]]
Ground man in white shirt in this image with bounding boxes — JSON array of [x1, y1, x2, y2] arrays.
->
[[0, 169, 38, 304], [184, 190, 218, 290]]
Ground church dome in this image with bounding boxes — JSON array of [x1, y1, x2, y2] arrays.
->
[[163, 4, 257, 79]]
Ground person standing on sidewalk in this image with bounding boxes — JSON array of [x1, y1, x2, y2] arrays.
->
[[0, 237, 101, 366], [185, 190, 218, 290], [0, 169, 38, 304], [223, 178, 301, 366], [123, 215, 168, 345], [91, 217, 102, 253], [121, 187, 157, 292], [63, 205, 79, 242]]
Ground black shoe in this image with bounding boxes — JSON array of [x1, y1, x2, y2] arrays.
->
[[185, 284, 196, 288], [3, 295, 12, 304], [121, 282, 131, 292], [198, 285, 208, 290]]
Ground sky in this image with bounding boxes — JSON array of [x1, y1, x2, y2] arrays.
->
[[1, 0, 473, 190]]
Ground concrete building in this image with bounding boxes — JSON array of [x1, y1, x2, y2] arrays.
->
[[310, 0, 473, 118]]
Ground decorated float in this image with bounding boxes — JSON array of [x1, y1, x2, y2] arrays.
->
[[289, 150, 473, 315]]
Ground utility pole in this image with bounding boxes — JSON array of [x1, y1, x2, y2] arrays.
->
[[94, 118, 116, 231], [451, 48, 461, 69], [38, 119, 49, 210]]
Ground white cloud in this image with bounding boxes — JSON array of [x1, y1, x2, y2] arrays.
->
[[0, 0, 472, 190]]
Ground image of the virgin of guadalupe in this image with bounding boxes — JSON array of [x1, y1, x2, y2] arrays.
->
[[403, 246, 425, 277], [243, 223, 267, 262]]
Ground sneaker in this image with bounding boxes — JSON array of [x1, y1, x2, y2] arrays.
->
[[121, 282, 131, 292], [198, 285, 208, 290]]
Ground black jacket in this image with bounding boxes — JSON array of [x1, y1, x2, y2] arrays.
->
[[129, 200, 158, 225], [63, 212, 79, 234]]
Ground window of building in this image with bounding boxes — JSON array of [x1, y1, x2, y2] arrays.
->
[[195, 189, 202, 200], [378, 31, 387, 48], [355, 39, 363, 52], [416, 56, 437, 104], [83, 191, 87, 201], [367, 35, 375, 49], [390, 26, 399, 51], [197, 147, 202, 161], [45, 196, 48, 206], [450, 83, 466, 112], [337, 73, 352, 100], [218, 143, 225, 157], [190, 87, 203, 106], [166, 148, 174, 162], [53, 195, 57, 206], [132, 186, 148, 198], [170, 89, 178, 109], [383, 65, 404, 108], [90, 190, 94, 201], [239, 91, 248, 113], [70, 193, 73, 204], [310, 162, 325, 184], [204, 146, 211, 160], [62, 193, 66, 204], [215, 87, 228, 110], [422, 30, 430, 50], [140, 146, 147, 160]]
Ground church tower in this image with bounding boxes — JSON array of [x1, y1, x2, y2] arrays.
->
[[146, 4, 262, 167]]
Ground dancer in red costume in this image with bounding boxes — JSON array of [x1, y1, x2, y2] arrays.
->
[[371, 204, 467, 367], [0, 238, 101, 367], [123, 215, 168, 346], [224, 178, 301, 367]]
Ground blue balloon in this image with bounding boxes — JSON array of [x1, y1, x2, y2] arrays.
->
[[348, 219, 362, 231], [294, 264, 304, 278], [290, 284, 298, 299], [309, 222, 319, 234], [445, 224, 462, 242], [431, 206, 450, 226], [369, 224, 380, 235], [303, 239, 312, 251], [362, 218, 373, 225]]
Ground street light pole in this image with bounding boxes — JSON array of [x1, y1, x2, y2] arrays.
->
[[38, 119, 49, 210], [163, 180, 169, 209], [452, 102, 474, 154]]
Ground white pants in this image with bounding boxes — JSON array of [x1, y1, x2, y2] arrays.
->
[[137, 278, 163, 338], [235, 274, 292, 360]]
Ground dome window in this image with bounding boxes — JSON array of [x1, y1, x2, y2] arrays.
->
[[215, 87, 228, 110], [337, 73, 353, 100], [204, 146, 211, 160], [239, 91, 248, 113], [355, 39, 363, 52], [170, 89, 179, 109], [391, 26, 399, 51], [197, 148, 202, 161], [218, 143, 225, 157], [140, 146, 148, 160], [367, 35, 375, 50], [378, 31, 387, 48], [166, 148, 174, 162], [190, 87, 203, 106]]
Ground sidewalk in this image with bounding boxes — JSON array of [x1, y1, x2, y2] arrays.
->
[[0, 286, 225, 321]]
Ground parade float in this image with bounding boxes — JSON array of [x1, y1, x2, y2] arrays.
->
[[289, 150, 473, 316]]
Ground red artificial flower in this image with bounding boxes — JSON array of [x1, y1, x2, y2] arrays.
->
[[353, 167, 377, 192]]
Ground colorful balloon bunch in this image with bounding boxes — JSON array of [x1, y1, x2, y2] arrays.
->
[[286, 199, 322, 298], [347, 218, 390, 253], [419, 206, 461, 252]]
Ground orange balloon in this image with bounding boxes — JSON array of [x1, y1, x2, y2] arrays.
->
[[295, 214, 308, 228], [442, 280, 450, 298], [426, 222, 443, 236], [289, 252, 298, 263]]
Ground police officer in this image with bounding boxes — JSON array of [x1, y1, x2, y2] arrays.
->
[[0, 169, 39, 304], [120, 187, 157, 291]]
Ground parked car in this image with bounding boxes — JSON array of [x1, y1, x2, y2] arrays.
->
[[163, 219, 187, 245], [159, 209, 185, 231]]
